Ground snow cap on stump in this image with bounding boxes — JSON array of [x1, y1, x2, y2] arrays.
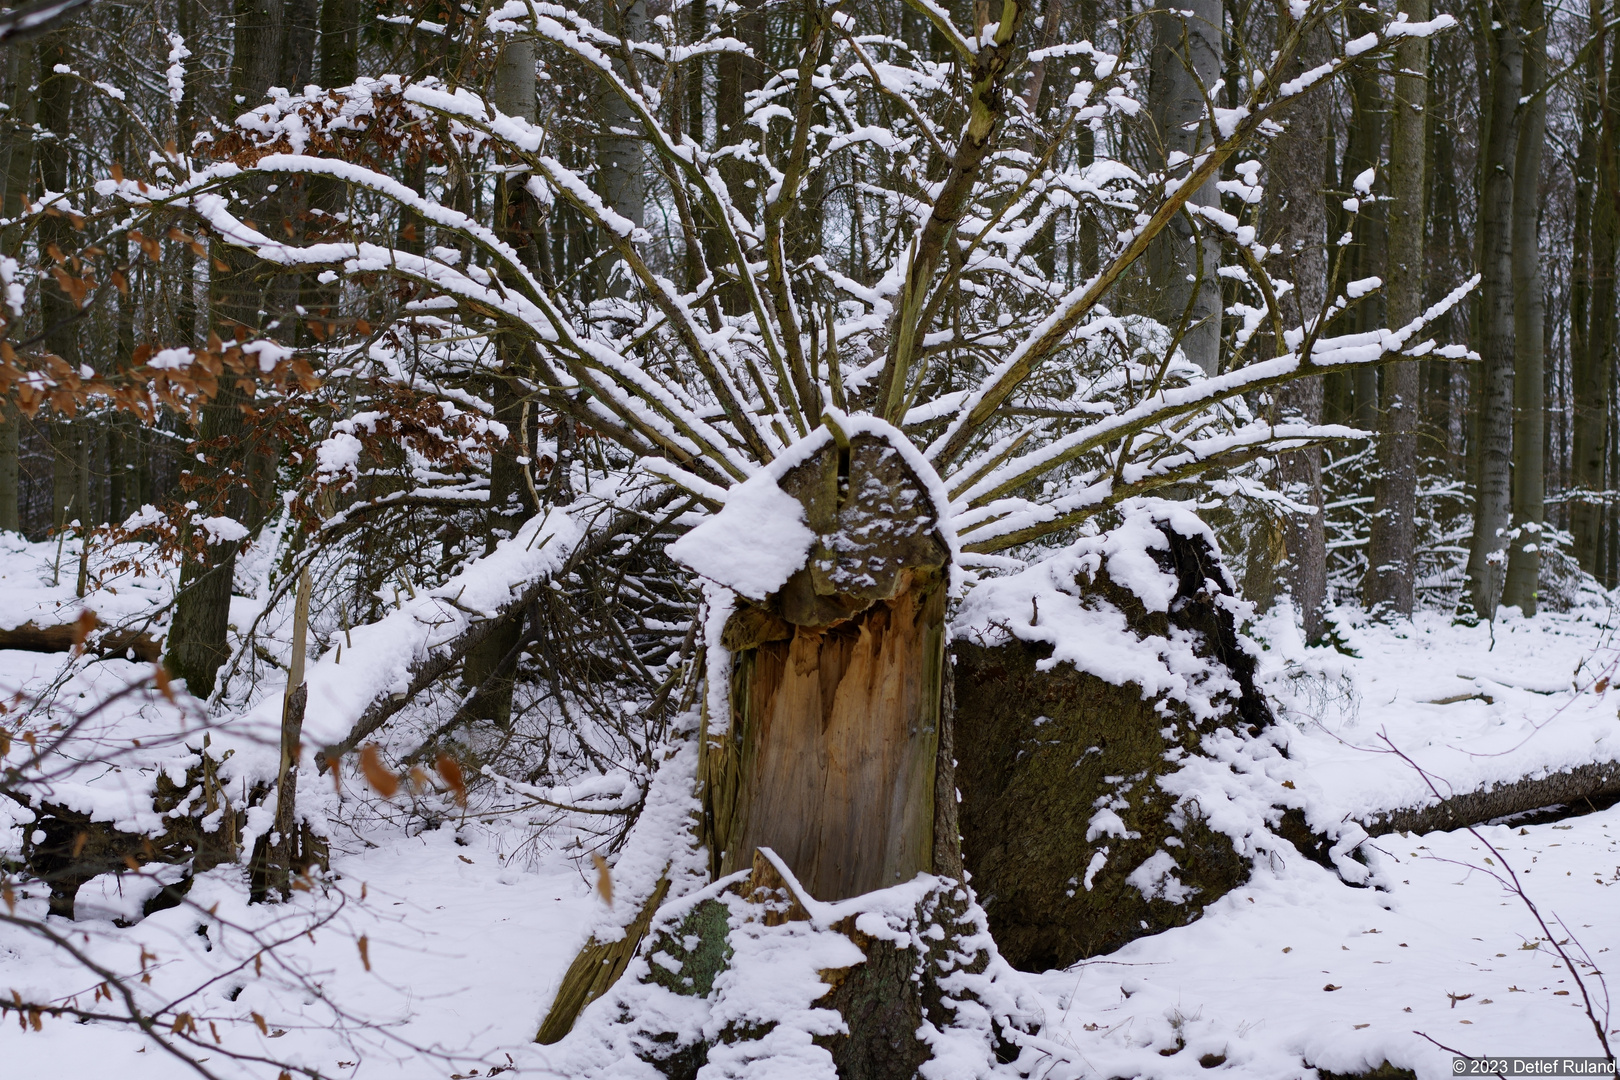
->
[[669, 411, 955, 624]]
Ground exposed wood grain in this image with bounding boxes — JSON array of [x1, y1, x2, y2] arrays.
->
[[722, 579, 943, 900]]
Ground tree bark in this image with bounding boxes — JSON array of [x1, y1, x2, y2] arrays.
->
[[166, 0, 285, 697], [1145, 0, 1223, 375], [1340, 2, 1388, 429], [1359, 758, 1620, 838], [0, 46, 32, 534], [1574, 6, 1617, 577], [0, 403, 15, 534], [1262, 19, 1330, 641], [37, 33, 83, 536], [714, 0, 764, 312], [1463, 0, 1522, 618], [1503, 0, 1546, 614], [459, 38, 541, 727], [1567, 33, 1598, 544], [599, 0, 646, 302], [1363, 0, 1429, 617]]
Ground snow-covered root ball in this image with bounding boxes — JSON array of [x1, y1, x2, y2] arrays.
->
[[950, 499, 1287, 971]]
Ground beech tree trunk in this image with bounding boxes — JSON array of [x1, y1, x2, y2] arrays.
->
[[1146, 0, 1222, 375], [1503, 0, 1546, 614], [0, 45, 32, 534], [1575, 13, 1619, 578], [167, 0, 286, 696], [1463, 0, 1522, 618], [460, 39, 540, 727], [37, 32, 84, 537], [1262, 19, 1330, 641], [1567, 9, 1599, 568], [0, 402, 16, 534], [1363, 0, 1429, 617], [599, 0, 646, 301], [1340, 2, 1388, 430]]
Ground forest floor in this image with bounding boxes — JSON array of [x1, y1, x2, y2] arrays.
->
[[2, 531, 1619, 1079]]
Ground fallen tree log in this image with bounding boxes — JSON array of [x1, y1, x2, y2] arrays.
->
[[0, 620, 161, 661], [1356, 757, 1620, 837], [13, 750, 246, 919]]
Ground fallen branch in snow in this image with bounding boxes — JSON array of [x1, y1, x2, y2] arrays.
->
[[313, 489, 685, 771], [1357, 757, 1620, 838], [0, 620, 160, 662], [1380, 733, 1616, 1066]]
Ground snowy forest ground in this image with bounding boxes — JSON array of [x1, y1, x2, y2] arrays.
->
[[2, 533, 1619, 1079]]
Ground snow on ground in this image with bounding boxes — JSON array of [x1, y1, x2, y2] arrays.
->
[[3, 537, 1620, 1078], [1258, 604, 1620, 832], [0, 818, 602, 1079], [1031, 806, 1620, 1078], [0, 529, 174, 637]]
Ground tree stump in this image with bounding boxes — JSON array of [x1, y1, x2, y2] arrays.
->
[[697, 425, 952, 901]]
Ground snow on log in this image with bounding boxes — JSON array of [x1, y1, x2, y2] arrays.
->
[[1356, 758, 1620, 837], [0, 620, 160, 661]]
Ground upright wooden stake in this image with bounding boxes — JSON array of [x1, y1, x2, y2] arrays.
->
[[270, 568, 312, 899]]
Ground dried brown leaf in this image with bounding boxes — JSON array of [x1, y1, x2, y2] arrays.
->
[[359, 744, 399, 798], [436, 752, 466, 806]]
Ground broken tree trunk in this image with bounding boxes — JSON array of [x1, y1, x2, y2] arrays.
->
[[538, 420, 959, 1045], [542, 847, 1033, 1080], [699, 426, 951, 901], [251, 567, 326, 901]]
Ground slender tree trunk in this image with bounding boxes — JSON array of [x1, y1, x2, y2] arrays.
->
[[459, 39, 540, 727], [318, 0, 357, 84], [1076, 0, 1099, 280], [37, 33, 83, 536], [1146, 0, 1222, 375], [166, 0, 285, 697], [1463, 0, 1522, 618], [1363, 0, 1429, 617], [1262, 19, 1330, 641], [303, 0, 358, 347], [1575, 5, 1616, 577], [1341, 4, 1387, 429], [0, 46, 34, 534], [108, 119, 137, 528], [714, 0, 764, 311], [599, 0, 646, 299], [0, 402, 16, 534], [1503, 0, 1547, 613], [1568, 20, 1598, 543]]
